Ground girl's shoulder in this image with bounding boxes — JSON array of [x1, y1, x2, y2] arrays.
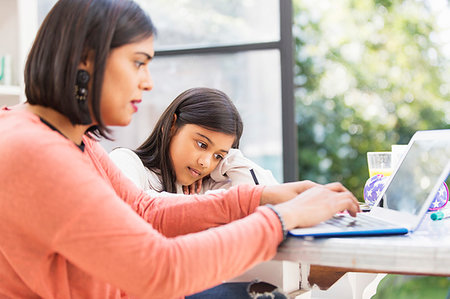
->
[[109, 147, 164, 192], [109, 147, 142, 165], [109, 147, 149, 188], [144, 167, 164, 191]]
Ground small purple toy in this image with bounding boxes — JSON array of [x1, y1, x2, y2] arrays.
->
[[363, 174, 388, 207], [363, 175, 449, 210], [428, 182, 449, 211]]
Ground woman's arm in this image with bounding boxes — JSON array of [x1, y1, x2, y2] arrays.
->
[[5, 136, 281, 298], [95, 140, 262, 236], [3, 131, 358, 299]]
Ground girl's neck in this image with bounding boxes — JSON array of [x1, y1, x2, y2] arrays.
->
[[25, 103, 90, 146]]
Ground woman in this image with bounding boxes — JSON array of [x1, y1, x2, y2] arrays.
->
[[109, 87, 278, 196], [0, 0, 360, 298]]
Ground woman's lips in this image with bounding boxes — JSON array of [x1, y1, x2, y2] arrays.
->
[[131, 99, 142, 112]]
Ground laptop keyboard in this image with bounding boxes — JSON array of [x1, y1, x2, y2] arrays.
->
[[325, 213, 394, 229]]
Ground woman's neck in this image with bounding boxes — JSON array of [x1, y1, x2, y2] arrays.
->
[[25, 103, 90, 145]]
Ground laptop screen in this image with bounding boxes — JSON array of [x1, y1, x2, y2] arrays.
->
[[381, 138, 450, 215]]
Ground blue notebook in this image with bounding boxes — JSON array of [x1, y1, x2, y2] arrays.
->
[[289, 129, 450, 238]]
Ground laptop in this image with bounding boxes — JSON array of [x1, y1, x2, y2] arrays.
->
[[289, 129, 450, 238]]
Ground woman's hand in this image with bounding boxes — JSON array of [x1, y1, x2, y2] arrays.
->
[[259, 180, 319, 205], [270, 183, 361, 230], [182, 179, 203, 195]]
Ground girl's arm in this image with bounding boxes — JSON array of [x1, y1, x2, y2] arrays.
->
[[208, 148, 279, 189]]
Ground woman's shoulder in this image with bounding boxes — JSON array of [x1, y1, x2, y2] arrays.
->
[[1, 109, 76, 151], [1, 107, 40, 128], [0, 109, 87, 175]]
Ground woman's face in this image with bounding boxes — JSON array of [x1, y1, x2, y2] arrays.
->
[[100, 35, 154, 126], [169, 124, 236, 186]]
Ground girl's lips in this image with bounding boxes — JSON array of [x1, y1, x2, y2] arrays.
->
[[188, 167, 201, 177]]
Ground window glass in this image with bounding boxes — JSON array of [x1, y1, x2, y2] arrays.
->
[[101, 50, 283, 181], [37, 0, 57, 24], [36, 0, 285, 182], [137, 0, 280, 49]]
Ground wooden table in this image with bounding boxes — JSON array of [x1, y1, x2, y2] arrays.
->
[[274, 213, 450, 290]]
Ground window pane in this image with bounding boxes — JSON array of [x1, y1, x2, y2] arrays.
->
[[37, 0, 57, 24], [137, 0, 280, 49], [101, 50, 283, 181]]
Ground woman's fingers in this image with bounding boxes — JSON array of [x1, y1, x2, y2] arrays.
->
[[322, 190, 360, 217], [274, 185, 361, 229], [334, 192, 361, 216], [325, 182, 349, 192], [326, 182, 359, 204], [260, 181, 321, 205]]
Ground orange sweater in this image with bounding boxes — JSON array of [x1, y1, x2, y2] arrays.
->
[[0, 109, 282, 299]]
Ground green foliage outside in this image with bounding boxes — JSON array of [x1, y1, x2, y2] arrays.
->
[[373, 275, 450, 299], [292, 0, 450, 199], [292, 1, 450, 297]]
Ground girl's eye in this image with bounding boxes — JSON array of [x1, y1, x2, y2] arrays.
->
[[214, 154, 224, 160], [197, 141, 207, 149]]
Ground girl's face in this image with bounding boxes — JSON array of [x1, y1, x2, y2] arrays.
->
[[100, 35, 154, 126], [169, 124, 236, 186]]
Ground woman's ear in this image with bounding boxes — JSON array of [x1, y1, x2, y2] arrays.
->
[[78, 49, 95, 73]]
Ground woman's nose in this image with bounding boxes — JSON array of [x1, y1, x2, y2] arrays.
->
[[140, 68, 153, 91]]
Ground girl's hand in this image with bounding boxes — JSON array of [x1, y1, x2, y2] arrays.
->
[[269, 184, 361, 230], [182, 179, 203, 195]]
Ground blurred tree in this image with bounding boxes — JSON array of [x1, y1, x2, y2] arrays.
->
[[372, 275, 450, 299], [293, 0, 450, 199]]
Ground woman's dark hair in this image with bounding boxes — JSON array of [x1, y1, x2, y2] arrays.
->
[[24, 0, 156, 139], [135, 87, 243, 193]]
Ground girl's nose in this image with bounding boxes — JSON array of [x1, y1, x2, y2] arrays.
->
[[198, 155, 211, 168]]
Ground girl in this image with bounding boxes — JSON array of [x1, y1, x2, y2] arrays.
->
[[110, 87, 286, 297], [0, 0, 360, 298], [109, 87, 278, 196]]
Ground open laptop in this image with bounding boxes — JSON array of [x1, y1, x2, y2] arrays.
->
[[289, 129, 450, 238]]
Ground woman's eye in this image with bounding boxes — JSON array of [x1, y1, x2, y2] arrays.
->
[[135, 61, 145, 68], [197, 141, 207, 149]]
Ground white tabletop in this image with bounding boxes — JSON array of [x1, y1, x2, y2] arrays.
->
[[275, 212, 450, 276]]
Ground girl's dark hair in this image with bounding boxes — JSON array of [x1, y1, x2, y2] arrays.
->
[[135, 87, 243, 193], [24, 0, 156, 139]]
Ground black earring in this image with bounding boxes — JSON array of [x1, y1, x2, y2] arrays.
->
[[75, 69, 92, 125], [75, 70, 90, 102]]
